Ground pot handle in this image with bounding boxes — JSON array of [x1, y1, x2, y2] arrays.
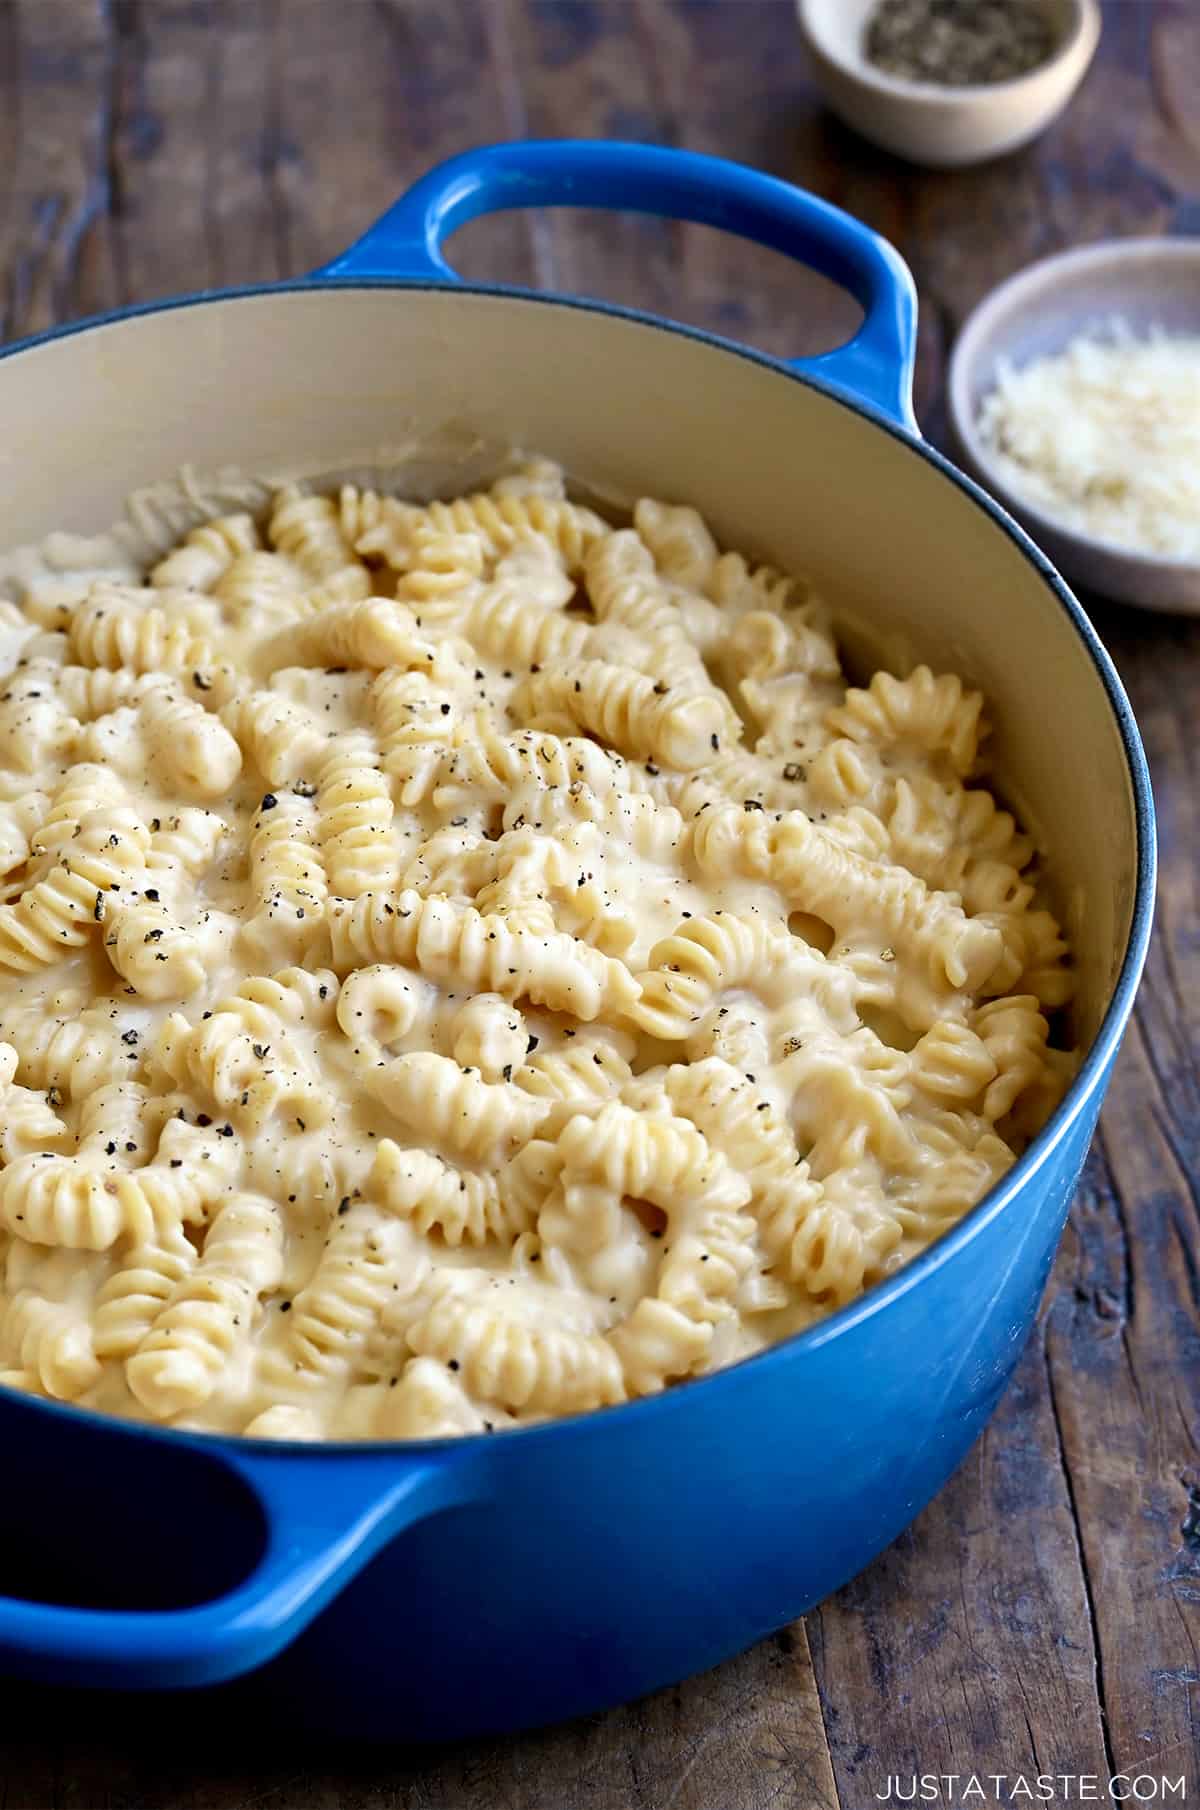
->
[[316, 139, 918, 429], [0, 1440, 481, 1689]]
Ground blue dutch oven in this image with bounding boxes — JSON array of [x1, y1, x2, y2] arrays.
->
[[0, 141, 1154, 1739]]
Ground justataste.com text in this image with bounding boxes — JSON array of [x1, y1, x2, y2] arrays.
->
[[874, 1777, 1187, 1803]]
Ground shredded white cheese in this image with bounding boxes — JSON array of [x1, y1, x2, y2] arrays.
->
[[977, 323, 1200, 561]]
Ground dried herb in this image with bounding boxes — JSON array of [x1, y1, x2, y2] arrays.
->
[[864, 0, 1058, 87]]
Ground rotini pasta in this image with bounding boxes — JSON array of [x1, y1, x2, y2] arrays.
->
[[126, 1192, 284, 1417], [1, 1285, 101, 1400], [406, 1273, 625, 1416], [0, 806, 149, 973], [152, 967, 336, 1132], [151, 513, 259, 592], [243, 788, 327, 957], [512, 659, 728, 771], [268, 597, 436, 672], [220, 689, 329, 786], [68, 586, 223, 684], [391, 488, 608, 573], [0, 461, 1073, 1437], [329, 887, 641, 1022], [372, 1138, 532, 1248], [316, 733, 402, 898], [137, 687, 243, 800], [268, 485, 361, 584]]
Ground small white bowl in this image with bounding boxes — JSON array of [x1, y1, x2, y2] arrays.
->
[[948, 238, 1200, 614], [797, 0, 1101, 169]]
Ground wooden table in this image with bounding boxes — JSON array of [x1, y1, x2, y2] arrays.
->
[[1, 3, 1197, 1805]]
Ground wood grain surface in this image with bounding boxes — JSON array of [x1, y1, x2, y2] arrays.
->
[[0, 3, 1197, 1806]]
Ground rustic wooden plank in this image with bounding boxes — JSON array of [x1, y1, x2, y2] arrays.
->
[[0, 0, 116, 338], [637, 0, 863, 362], [0, 1619, 840, 1810], [1047, 594, 1200, 1780], [266, 0, 538, 287], [807, 1316, 1115, 1797], [494, 0, 680, 320], [351, 1621, 836, 1810], [200, 0, 287, 289], [105, 0, 301, 302], [483, 0, 862, 363]]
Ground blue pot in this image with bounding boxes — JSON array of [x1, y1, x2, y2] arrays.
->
[[0, 140, 1154, 1739]]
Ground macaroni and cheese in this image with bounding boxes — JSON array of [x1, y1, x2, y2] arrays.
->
[[0, 462, 1074, 1439]]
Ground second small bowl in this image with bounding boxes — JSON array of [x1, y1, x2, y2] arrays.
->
[[797, 0, 1101, 169], [949, 237, 1200, 614]]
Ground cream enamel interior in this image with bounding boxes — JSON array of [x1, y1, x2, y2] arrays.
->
[[0, 288, 1133, 1053]]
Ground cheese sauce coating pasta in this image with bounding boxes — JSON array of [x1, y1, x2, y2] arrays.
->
[[0, 464, 1075, 1439]]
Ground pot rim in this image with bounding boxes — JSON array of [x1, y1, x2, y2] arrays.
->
[[0, 277, 1157, 1456]]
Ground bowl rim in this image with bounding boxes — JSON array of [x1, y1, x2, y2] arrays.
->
[[797, 0, 1100, 106], [0, 276, 1157, 1458], [948, 235, 1200, 576]]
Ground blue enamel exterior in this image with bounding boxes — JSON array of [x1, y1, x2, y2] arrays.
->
[[0, 141, 1155, 1738]]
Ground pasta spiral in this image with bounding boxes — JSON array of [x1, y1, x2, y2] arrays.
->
[[68, 589, 221, 682], [449, 992, 528, 1082], [0, 807, 149, 973], [437, 719, 641, 806], [583, 531, 712, 690], [371, 666, 461, 805], [138, 687, 243, 800], [153, 967, 336, 1130], [633, 497, 718, 590], [0, 1041, 70, 1159], [971, 995, 1052, 1121], [3, 1001, 129, 1099], [0, 1131, 234, 1250], [690, 800, 1002, 1001], [316, 733, 401, 898], [270, 598, 434, 672], [339, 487, 424, 569], [244, 789, 326, 956], [393, 531, 488, 614], [372, 1139, 531, 1247], [328, 889, 641, 1021], [93, 1226, 197, 1359], [261, 1209, 414, 1387], [151, 513, 259, 591], [400, 490, 608, 573], [555, 1101, 751, 1216], [463, 583, 592, 668], [1, 1288, 101, 1400], [827, 665, 985, 778], [633, 912, 856, 1039], [29, 763, 128, 864], [126, 1193, 284, 1417], [54, 667, 161, 722], [215, 552, 307, 629], [220, 690, 329, 785], [512, 660, 727, 771], [366, 1053, 548, 1163], [268, 486, 360, 583], [407, 1276, 625, 1415]]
